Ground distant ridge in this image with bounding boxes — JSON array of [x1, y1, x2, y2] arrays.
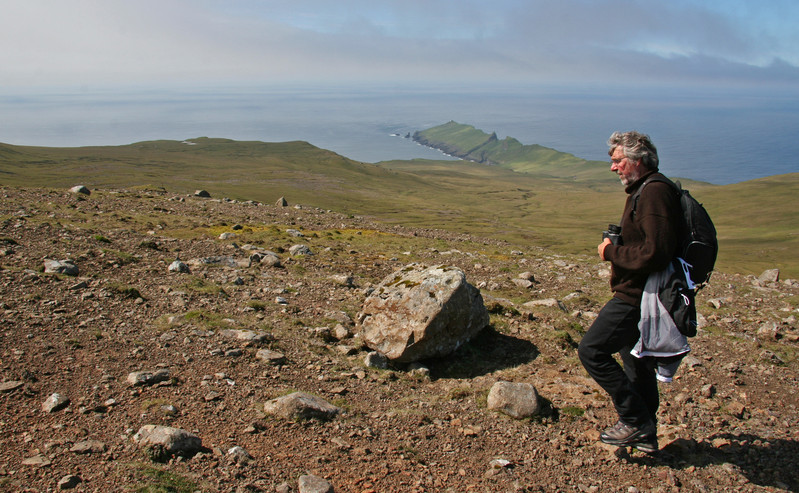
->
[[412, 121, 612, 182]]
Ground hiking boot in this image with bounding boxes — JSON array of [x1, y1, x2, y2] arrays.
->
[[600, 420, 657, 450], [632, 436, 659, 454]]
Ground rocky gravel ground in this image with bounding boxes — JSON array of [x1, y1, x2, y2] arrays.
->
[[1, 185, 798, 492]]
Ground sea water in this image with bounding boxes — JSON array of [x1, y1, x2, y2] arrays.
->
[[1, 84, 797, 185]]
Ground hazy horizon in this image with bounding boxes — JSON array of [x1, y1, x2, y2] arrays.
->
[[2, 83, 797, 186]]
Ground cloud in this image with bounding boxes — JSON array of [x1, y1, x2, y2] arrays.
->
[[1, 0, 795, 89]]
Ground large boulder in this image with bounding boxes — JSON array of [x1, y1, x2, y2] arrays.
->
[[357, 264, 489, 363]]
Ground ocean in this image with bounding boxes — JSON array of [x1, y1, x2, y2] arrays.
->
[[1, 84, 797, 185]]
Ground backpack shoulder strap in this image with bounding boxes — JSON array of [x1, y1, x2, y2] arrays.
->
[[631, 174, 680, 215]]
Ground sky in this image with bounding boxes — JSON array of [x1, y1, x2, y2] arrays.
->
[[1, 0, 797, 90]]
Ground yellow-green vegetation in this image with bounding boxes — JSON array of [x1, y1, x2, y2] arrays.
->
[[181, 309, 234, 330], [1, 136, 797, 277], [106, 281, 143, 299], [179, 277, 226, 296], [130, 463, 199, 493]]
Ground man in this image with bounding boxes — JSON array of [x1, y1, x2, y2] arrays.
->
[[577, 131, 683, 453]]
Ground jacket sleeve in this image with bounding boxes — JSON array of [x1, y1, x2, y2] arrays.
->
[[603, 181, 679, 274]]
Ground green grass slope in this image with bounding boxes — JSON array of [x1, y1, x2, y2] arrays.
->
[[412, 121, 613, 182], [1, 138, 797, 278]]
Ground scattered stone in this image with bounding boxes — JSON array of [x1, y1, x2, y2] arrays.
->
[[758, 268, 780, 283], [332, 324, 350, 340], [263, 391, 341, 421], [194, 190, 211, 198], [22, 454, 51, 467], [727, 401, 746, 419], [227, 446, 254, 465], [298, 474, 334, 493], [700, 384, 716, 398], [70, 440, 107, 454], [256, 349, 286, 365], [512, 279, 534, 289], [187, 256, 250, 268], [708, 298, 724, 309], [289, 244, 312, 256], [487, 381, 541, 419], [132, 425, 203, 462], [168, 259, 190, 273], [0, 381, 24, 393], [44, 259, 79, 276], [42, 393, 70, 413], [219, 232, 237, 240], [522, 298, 559, 308], [364, 351, 389, 369], [276, 196, 288, 206], [357, 264, 489, 363], [58, 474, 82, 489], [286, 229, 304, 237], [330, 274, 355, 288], [127, 369, 171, 386], [220, 329, 272, 344], [250, 251, 281, 267], [69, 185, 90, 195]]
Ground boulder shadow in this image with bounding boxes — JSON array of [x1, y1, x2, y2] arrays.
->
[[424, 326, 539, 380], [625, 432, 799, 491]]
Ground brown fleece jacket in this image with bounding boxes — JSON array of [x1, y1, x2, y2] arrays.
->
[[602, 171, 682, 305]]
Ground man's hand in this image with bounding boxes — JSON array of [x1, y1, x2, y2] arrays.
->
[[598, 238, 612, 261]]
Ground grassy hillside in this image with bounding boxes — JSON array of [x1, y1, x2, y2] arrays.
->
[[1, 138, 797, 278], [412, 121, 614, 181]]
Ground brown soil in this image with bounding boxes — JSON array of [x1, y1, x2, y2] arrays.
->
[[1, 186, 798, 492]]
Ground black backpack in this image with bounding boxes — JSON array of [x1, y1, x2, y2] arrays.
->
[[632, 175, 718, 288]]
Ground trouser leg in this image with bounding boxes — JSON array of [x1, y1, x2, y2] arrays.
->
[[577, 297, 656, 427], [620, 349, 659, 424]]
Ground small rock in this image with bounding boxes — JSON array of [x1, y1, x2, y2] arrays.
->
[[42, 393, 70, 413], [512, 279, 534, 289], [44, 259, 79, 276], [727, 401, 746, 419], [0, 381, 24, 393], [487, 381, 541, 419], [289, 244, 312, 256], [127, 369, 171, 386], [286, 229, 304, 237], [276, 196, 288, 207], [264, 391, 341, 421], [219, 232, 236, 240], [69, 185, 90, 195], [758, 268, 780, 283], [70, 440, 107, 454], [227, 446, 254, 465], [522, 298, 559, 308], [330, 274, 354, 288], [256, 349, 286, 365], [364, 351, 389, 369], [132, 425, 203, 462], [194, 190, 211, 198], [168, 260, 190, 273], [333, 324, 350, 340], [58, 474, 82, 489], [22, 454, 51, 467], [298, 474, 334, 493]]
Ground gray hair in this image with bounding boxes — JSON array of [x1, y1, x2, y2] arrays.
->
[[607, 131, 659, 171]]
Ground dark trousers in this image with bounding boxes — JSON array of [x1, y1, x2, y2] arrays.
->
[[578, 297, 659, 427]]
